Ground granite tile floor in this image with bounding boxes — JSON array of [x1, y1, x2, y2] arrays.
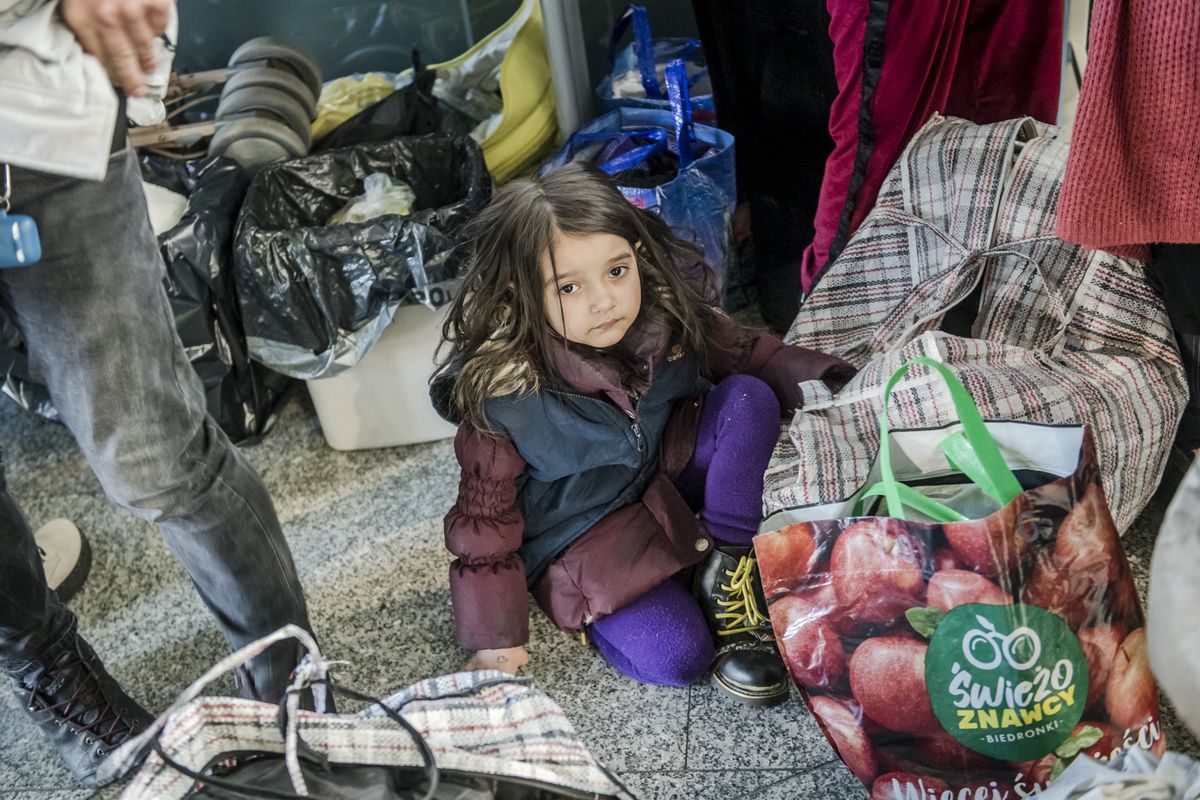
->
[[0, 393, 1196, 799]]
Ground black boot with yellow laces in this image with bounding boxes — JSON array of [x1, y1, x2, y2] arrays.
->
[[694, 546, 790, 707]]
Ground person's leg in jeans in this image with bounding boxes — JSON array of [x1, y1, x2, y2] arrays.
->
[[675, 374, 790, 705], [0, 147, 312, 702]]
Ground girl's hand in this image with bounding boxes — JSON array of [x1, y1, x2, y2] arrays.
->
[[464, 646, 529, 675]]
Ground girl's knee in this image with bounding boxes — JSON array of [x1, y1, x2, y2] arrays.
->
[[592, 623, 713, 687], [590, 580, 715, 687], [709, 375, 780, 418], [636, 636, 714, 686]]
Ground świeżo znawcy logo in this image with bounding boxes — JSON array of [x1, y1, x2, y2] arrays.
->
[[926, 603, 1088, 761]]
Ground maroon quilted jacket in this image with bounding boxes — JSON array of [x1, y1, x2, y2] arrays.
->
[[444, 312, 853, 651]]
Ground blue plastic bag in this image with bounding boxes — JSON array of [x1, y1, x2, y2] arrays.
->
[[597, 4, 716, 124], [543, 59, 735, 297]]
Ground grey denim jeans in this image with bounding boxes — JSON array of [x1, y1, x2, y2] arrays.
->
[[0, 148, 312, 702]]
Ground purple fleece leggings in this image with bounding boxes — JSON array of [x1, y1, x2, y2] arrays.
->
[[590, 375, 781, 686]]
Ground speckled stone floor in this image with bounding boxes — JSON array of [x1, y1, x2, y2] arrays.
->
[[0, 392, 1196, 800]]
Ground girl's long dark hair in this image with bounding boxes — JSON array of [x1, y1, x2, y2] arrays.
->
[[433, 162, 720, 433]]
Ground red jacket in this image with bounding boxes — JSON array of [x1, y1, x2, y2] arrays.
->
[[444, 313, 853, 651]]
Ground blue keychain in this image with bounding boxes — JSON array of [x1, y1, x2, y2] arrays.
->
[[0, 163, 42, 268]]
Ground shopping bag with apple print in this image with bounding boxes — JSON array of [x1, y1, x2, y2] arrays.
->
[[754, 358, 1163, 799]]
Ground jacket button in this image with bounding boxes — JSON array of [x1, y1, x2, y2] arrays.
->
[[695, 538, 710, 551]]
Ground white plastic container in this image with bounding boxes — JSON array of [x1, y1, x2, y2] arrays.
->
[[306, 303, 458, 450]]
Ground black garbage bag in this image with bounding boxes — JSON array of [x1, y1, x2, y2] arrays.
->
[[0, 155, 297, 445], [147, 155, 298, 443], [315, 71, 439, 152], [232, 133, 491, 379]]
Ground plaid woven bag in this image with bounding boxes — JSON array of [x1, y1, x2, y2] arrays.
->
[[763, 116, 1186, 532], [98, 627, 632, 800]]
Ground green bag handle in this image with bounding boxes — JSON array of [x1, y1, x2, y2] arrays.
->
[[854, 357, 1024, 522]]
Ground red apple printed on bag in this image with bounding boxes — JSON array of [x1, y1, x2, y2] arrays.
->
[[770, 591, 847, 690], [808, 695, 878, 785], [927, 569, 1011, 612], [1055, 483, 1120, 584], [850, 637, 940, 734], [1077, 623, 1125, 713], [1105, 628, 1161, 737], [942, 495, 1031, 579], [1021, 554, 1107, 630], [754, 524, 816, 599], [832, 519, 928, 625]]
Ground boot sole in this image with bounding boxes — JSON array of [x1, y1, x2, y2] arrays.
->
[[53, 529, 92, 605], [711, 672, 791, 708]]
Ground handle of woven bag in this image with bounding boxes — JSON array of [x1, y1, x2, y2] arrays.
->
[[664, 58, 693, 170], [95, 625, 332, 787], [143, 627, 329, 747], [857, 357, 1024, 522], [580, 60, 694, 176], [606, 4, 664, 99], [571, 127, 670, 174], [145, 677, 440, 800]]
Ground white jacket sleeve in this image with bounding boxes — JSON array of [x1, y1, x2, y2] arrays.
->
[[1147, 458, 1200, 741], [0, 0, 118, 180]]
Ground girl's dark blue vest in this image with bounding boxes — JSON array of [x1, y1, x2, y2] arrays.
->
[[485, 350, 705, 583]]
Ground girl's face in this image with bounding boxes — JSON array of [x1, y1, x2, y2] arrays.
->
[[538, 231, 642, 348]]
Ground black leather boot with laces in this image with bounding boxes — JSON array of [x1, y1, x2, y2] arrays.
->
[[9, 634, 154, 787], [694, 546, 790, 707]]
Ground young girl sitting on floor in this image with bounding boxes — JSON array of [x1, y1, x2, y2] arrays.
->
[[431, 163, 852, 706]]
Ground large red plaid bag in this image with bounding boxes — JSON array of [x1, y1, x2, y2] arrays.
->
[[766, 115, 1186, 534]]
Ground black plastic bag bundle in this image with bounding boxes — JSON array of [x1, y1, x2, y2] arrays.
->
[[313, 59, 474, 152], [146, 155, 298, 443], [0, 155, 295, 444], [232, 133, 491, 379]]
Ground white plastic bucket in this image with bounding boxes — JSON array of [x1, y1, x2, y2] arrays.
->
[[306, 303, 457, 450]]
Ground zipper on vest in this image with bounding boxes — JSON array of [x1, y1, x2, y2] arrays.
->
[[626, 410, 644, 453], [549, 387, 646, 455], [628, 390, 644, 453]]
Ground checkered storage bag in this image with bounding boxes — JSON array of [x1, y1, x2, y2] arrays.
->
[[98, 627, 631, 800], [763, 116, 1186, 533]]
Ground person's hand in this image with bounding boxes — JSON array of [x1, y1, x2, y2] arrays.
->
[[464, 646, 529, 675], [60, 0, 173, 96]]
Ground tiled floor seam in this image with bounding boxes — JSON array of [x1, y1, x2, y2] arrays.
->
[[683, 683, 693, 770], [618, 768, 798, 775], [741, 759, 848, 800]]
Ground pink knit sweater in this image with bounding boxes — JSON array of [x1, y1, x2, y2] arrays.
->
[[1056, 0, 1200, 259]]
